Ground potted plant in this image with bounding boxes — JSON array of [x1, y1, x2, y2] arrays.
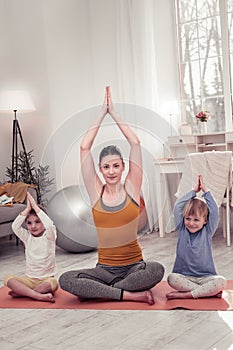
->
[[5, 150, 54, 206], [195, 111, 211, 134]]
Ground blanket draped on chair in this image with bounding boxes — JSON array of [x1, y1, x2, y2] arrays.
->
[[175, 151, 232, 207], [0, 182, 37, 203]]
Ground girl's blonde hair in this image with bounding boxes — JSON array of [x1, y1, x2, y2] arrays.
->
[[26, 205, 47, 220], [183, 198, 209, 220]]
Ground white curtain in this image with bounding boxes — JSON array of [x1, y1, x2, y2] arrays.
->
[[114, 0, 170, 231], [0, 0, 177, 232], [41, 0, 172, 232], [115, 0, 158, 110]]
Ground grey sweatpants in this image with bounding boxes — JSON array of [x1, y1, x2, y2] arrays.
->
[[59, 260, 164, 300]]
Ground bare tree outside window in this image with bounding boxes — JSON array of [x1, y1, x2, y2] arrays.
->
[[176, 0, 233, 133]]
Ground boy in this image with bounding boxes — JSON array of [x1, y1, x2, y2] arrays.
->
[[166, 175, 226, 299]]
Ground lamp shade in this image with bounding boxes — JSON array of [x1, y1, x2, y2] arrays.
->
[[161, 100, 179, 116], [0, 90, 35, 112]]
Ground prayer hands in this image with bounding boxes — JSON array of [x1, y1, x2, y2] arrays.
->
[[100, 86, 115, 118], [24, 191, 38, 213], [106, 85, 115, 115], [194, 175, 207, 193], [27, 191, 37, 209]]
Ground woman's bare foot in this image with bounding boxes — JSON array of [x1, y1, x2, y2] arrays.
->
[[166, 291, 193, 300], [78, 296, 88, 302], [123, 290, 155, 305]]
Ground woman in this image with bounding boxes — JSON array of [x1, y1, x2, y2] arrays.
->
[[59, 87, 164, 305]]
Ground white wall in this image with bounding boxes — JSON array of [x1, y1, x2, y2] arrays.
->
[[0, 0, 52, 180], [0, 0, 179, 203]]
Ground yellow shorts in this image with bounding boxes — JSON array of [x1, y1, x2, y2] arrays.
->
[[4, 274, 58, 293]]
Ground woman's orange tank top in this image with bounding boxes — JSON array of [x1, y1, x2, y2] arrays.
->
[[92, 189, 143, 266]]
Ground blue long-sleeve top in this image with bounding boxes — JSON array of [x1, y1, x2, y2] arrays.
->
[[172, 190, 219, 277]]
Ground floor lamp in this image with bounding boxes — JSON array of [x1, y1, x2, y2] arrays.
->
[[0, 90, 36, 183], [161, 100, 180, 136]]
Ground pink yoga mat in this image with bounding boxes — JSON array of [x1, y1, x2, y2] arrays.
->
[[0, 281, 232, 310]]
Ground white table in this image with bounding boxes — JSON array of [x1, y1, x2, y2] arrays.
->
[[153, 159, 185, 237]]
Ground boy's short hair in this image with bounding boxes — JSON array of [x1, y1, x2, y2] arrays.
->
[[183, 197, 209, 220]]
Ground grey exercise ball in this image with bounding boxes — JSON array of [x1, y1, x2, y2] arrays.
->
[[47, 185, 98, 253]]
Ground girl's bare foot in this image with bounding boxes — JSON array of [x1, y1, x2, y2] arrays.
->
[[123, 290, 155, 305], [34, 282, 53, 294], [8, 290, 23, 298], [8, 289, 55, 303], [38, 293, 55, 303]]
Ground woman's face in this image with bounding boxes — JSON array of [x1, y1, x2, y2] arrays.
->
[[99, 154, 125, 184]]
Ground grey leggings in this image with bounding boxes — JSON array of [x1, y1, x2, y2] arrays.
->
[[167, 273, 226, 298], [59, 261, 164, 300]]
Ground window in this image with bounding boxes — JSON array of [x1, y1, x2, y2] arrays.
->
[[175, 0, 233, 132]]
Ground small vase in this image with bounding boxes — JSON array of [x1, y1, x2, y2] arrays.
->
[[199, 121, 208, 134]]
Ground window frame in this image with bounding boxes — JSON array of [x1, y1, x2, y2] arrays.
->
[[175, 0, 233, 131]]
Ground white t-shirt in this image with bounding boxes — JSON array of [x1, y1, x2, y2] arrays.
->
[[12, 210, 57, 278]]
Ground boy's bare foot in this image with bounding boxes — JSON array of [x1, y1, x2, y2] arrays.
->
[[166, 290, 223, 299], [123, 290, 155, 305], [203, 291, 222, 298], [166, 291, 193, 299]]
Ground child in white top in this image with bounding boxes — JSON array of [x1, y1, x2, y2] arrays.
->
[[4, 192, 57, 303]]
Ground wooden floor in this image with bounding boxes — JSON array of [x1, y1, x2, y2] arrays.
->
[[0, 228, 233, 350]]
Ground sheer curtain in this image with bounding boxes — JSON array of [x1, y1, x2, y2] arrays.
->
[[115, 0, 158, 110], [41, 0, 172, 232], [114, 0, 170, 232]]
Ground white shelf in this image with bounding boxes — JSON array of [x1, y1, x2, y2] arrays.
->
[[168, 131, 233, 158], [197, 143, 226, 147]]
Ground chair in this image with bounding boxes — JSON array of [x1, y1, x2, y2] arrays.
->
[[176, 151, 232, 246], [221, 171, 231, 246]]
